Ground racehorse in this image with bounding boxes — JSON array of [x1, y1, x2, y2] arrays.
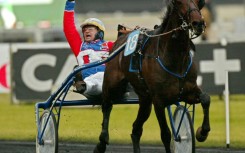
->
[[94, 0, 210, 152]]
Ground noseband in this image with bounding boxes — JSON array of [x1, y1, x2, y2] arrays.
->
[[174, 0, 204, 39]]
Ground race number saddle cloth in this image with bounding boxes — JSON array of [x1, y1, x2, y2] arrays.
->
[[117, 24, 153, 73]]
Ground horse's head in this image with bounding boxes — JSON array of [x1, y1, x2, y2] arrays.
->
[[173, 0, 206, 37]]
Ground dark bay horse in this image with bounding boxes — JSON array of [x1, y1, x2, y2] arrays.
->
[[94, 0, 210, 152]]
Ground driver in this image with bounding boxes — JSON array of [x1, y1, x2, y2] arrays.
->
[[63, 0, 114, 96]]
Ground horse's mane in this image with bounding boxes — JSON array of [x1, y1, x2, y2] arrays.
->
[[160, 0, 174, 30]]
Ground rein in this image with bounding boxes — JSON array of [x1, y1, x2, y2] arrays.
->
[[120, 20, 190, 39], [141, 21, 190, 38]]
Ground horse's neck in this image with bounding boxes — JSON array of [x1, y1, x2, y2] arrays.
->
[[159, 15, 190, 70]]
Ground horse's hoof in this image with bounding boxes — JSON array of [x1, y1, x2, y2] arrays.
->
[[93, 142, 106, 153], [196, 127, 209, 142], [99, 131, 109, 144]]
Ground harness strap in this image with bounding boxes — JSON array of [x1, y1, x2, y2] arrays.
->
[[156, 51, 193, 79]]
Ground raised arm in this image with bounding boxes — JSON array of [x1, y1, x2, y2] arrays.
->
[[63, 0, 82, 56]]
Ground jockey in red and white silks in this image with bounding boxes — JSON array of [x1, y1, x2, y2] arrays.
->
[[64, 0, 114, 96]]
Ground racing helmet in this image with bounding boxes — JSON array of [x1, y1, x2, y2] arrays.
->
[[80, 18, 105, 40]]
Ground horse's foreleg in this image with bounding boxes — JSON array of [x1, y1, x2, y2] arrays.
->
[[153, 102, 171, 153], [131, 98, 152, 153], [196, 92, 211, 142], [94, 102, 113, 153]]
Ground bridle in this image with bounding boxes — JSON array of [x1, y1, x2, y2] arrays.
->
[[140, 0, 204, 39], [172, 0, 204, 39]]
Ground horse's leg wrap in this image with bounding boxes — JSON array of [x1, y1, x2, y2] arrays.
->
[[196, 92, 211, 142]]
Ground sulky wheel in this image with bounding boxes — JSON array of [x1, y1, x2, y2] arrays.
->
[[36, 110, 58, 153], [171, 105, 195, 153]]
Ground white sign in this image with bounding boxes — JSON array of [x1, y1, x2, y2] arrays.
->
[[21, 54, 76, 92], [0, 44, 10, 93], [200, 48, 241, 85]]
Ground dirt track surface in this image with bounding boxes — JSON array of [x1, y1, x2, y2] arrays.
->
[[0, 141, 245, 153]]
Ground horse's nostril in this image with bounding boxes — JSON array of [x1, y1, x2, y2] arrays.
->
[[192, 21, 205, 28]]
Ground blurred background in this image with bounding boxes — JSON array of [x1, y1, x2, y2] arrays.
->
[[0, 0, 245, 150], [0, 0, 244, 43], [1, 0, 245, 101], [0, 0, 245, 102]]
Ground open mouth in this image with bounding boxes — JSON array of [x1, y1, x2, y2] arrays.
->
[[85, 34, 92, 39]]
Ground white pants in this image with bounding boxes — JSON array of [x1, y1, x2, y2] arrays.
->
[[83, 72, 104, 96]]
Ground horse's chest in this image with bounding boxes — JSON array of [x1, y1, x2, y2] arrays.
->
[[157, 80, 194, 99]]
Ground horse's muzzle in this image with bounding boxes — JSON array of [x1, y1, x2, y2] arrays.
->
[[191, 20, 206, 36]]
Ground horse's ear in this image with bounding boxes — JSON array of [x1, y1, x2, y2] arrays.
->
[[154, 24, 159, 29], [117, 24, 127, 38], [198, 0, 205, 10]]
